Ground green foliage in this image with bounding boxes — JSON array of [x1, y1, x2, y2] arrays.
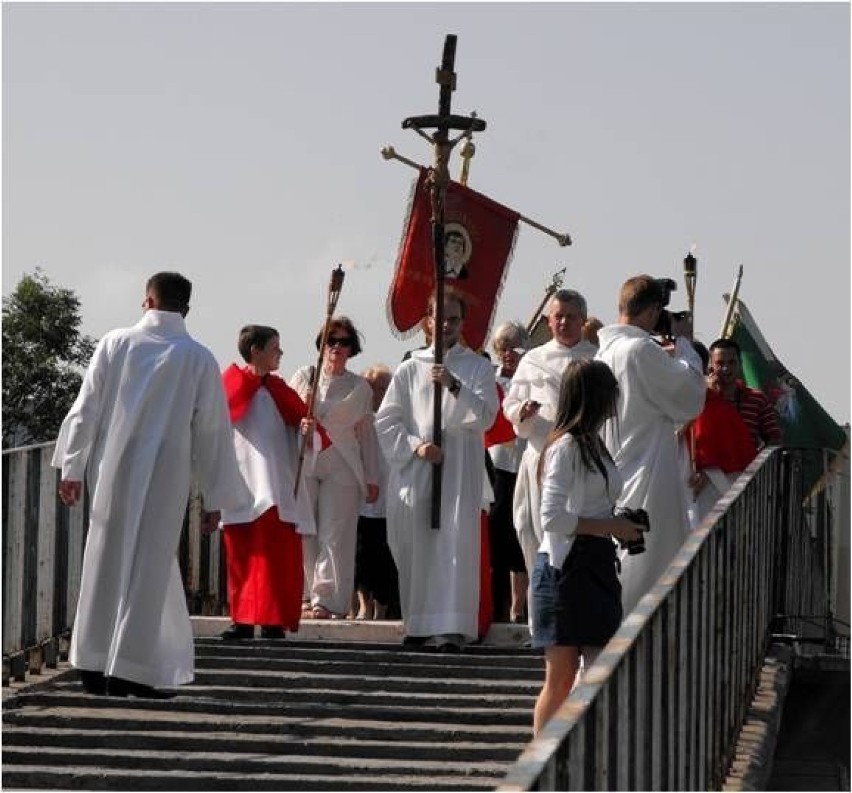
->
[[2, 268, 97, 447]]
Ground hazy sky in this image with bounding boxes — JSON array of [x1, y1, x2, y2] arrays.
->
[[4, 2, 849, 422]]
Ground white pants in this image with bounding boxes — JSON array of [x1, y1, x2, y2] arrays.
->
[[303, 447, 362, 615]]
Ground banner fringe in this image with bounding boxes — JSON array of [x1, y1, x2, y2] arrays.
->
[[386, 169, 425, 344]]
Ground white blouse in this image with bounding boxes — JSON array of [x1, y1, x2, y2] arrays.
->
[[539, 434, 623, 568]]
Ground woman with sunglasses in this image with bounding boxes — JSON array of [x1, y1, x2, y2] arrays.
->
[[290, 316, 381, 620]]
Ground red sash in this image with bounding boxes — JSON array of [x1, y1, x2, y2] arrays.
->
[[222, 364, 331, 449], [484, 383, 516, 448]]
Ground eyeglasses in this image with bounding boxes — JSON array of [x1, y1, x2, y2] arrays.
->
[[327, 336, 353, 348]]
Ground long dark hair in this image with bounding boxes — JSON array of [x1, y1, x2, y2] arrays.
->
[[537, 359, 619, 484]]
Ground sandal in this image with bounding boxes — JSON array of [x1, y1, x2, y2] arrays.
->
[[310, 604, 334, 620]]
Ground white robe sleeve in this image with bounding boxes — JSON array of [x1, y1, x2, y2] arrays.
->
[[375, 366, 422, 465], [503, 357, 551, 441], [631, 339, 706, 425], [445, 357, 499, 431], [51, 334, 112, 480]]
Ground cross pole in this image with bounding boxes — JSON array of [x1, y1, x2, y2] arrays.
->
[[401, 34, 486, 529]]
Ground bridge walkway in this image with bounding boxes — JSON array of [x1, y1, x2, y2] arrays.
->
[[2, 620, 540, 791]]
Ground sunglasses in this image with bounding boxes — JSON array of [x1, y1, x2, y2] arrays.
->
[[327, 336, 354, 349]]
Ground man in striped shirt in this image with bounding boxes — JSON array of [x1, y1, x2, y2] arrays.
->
[[687, 337, 783, 525], [706, 337, 783, 450]]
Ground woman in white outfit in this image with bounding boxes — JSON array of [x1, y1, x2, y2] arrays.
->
[[290, 317, 380, 619]]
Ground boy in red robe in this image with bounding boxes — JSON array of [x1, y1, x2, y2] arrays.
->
[[219, 326, 330, 640]]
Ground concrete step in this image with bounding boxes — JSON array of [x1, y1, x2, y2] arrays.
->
[[36, 679, 538, 709], [1, 745, 510, 778], [2, 725, 526, 762], [2, 634, 541, 790], [2, 764, 498, 791], [12, 689, 535, 725]]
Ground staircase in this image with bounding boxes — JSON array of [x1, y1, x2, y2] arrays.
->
[[2, 625, 540, 791]]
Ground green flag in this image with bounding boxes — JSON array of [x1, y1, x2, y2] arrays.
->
[[726, 296, 847, 452]]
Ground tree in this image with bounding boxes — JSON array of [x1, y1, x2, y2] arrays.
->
[[2, 269, 97, 447]]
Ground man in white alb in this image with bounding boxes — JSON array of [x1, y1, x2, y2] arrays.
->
[[53, 272, 251, 698], [595, 275, 706, 616], [376, 288, 498, 652]]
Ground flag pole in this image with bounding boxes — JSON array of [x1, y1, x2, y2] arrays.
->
[[401, 34, 487, 529], [526, 268, 566, 335], [720, 265, 744, 338], [682, 249, 699, 474], [683, 249, 697, 332], [381, 145, 572, 246]]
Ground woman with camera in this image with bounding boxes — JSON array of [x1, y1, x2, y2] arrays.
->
[[531, 359, 644, 737]]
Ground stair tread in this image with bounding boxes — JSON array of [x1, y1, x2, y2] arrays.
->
[[3, 637, 536, 787]]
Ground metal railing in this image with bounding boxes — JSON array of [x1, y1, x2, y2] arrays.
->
[[1, 442, 230, 677], [498, 446, 843, 791], [2, 440, 844, 787]]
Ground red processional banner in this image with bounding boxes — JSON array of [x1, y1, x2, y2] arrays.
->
[[387, 167, 520, 352]]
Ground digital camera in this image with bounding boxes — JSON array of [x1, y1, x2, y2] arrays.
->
[[613, 506, 650, 556]]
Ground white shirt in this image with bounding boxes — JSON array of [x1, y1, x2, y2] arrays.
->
[[539, 434, 623, 568]]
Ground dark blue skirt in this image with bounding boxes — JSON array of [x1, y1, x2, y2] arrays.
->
[[531, 536, 622, 648]]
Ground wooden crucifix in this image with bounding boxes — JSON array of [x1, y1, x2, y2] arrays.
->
[[401, 34, 486, 529]]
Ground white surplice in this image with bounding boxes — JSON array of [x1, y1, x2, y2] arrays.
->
[[595, 326, 705, 615], [376, 344, 498, 641], [503, 338, 598, 573], [52, 310, 251, 687], [220, 386, 316, 534]]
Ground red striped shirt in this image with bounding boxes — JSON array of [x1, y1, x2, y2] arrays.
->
[[734, 382, 783, 448]]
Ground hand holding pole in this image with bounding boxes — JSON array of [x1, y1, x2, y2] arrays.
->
[[293, 264, 346, 498]]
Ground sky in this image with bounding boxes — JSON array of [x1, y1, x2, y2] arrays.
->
[[3, 1, 850, 423]]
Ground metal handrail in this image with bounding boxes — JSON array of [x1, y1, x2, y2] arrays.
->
[[498, 447, 842, 790]]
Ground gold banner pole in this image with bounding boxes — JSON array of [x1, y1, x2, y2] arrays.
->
[[720, 265, 744, 339], [382, 145, 572, 246]]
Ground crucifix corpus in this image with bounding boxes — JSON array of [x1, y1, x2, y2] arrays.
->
[[401, 34, 486, 529]]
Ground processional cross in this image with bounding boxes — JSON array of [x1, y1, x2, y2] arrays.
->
[[401, 35, 486, 529]]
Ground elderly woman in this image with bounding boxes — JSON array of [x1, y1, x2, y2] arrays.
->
[[489, 321, 531, 623], [290, 316, 381, 619]]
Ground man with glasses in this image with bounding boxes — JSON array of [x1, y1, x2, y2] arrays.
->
[[376, 288, 498, 652], [595, 275, 705, 617]]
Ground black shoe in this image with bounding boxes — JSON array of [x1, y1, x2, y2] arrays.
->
[[259, 626, 285, 640], [106, 676, 175, 699], [402, 635, 428, 647], [78, 669, 107, 695], [220, 623, 253, 640], [436, 639, 462, 654]]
